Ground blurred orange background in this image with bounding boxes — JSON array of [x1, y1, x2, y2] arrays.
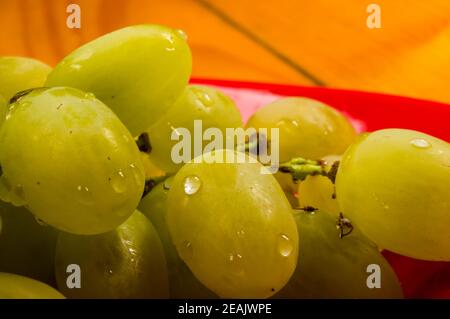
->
[[1, 0, 450, 104]]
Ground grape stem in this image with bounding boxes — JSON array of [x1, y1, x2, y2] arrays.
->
[[142, 175, 168, 198], [279, 157, 340, 184]]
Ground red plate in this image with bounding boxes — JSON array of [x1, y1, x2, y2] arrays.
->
[[192, 78, 450, 298]]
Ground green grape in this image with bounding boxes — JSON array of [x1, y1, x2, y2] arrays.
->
[[46, 25, 192, 136], [297, 155, 341, 214], [145, 85, 243, 174], [0, 94, 6, 125], [0, 87, 145, 235], [246, 97, 357, 162], [138, 177, 216, 298], [335, 129, 450, 261], [275, 210, 403, 298], [166, 149, 298, 298], [0, 56, 51, 102], [246, 97, 356, 204], [0, 272, 64, 299], [0, 201, 58, 286], [55, 210, 169, 298]]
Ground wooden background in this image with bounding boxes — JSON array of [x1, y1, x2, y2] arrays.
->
[[1, 0, 450, 104]]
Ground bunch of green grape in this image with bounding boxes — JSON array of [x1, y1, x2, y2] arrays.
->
[[0, 22, 449, 300]]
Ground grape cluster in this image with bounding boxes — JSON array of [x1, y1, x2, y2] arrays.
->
[[0, 24, 448, 299]]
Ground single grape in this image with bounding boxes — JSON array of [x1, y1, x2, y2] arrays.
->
[[166, 149, 298, 298], [336, 129, 450, 261], [145, 85, 243, 174], [55, 210, 169, 298], [0, 201, 58, 286], [246, 97, 357, 162], [46, 25, 192, 136], [0, 87, 145, 235], [0, 273, 64, 299], [275, 210, 403, 298], [246, 97, 356, 204], [297, 155, 341, 215], [0, 56, 51, 102], [139, 177, 216, 298]]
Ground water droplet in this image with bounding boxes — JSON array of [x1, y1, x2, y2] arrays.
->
[[84, 92, 96, 99], [165, 47, 175, 52], [76, 185, 93, 205], [193, 90, 214, 107], [237, 230, 246, 238], [183, 175, 201, 195], [165, 34, 175, 43], [277, 234, 294, 257], [110, 170, 127, 193], [410, 138, 431, 149], [227, 253, 244, 275], [129, 164, 144, 188], [107, 269, 113, 275], [176, 29, 188, 41], [163, 179, 172, 190], [179, 240, 193, 261]]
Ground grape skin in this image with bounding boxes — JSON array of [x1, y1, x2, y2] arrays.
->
[[45, 25, 192, 136], [275, 210, 403, 298], [166, 150, 298, 298], [336, 129, 450, 261], [0, 272, 64, 299], [0, 94, 6, 125], [146, 85, 243, 174], [0, 87, 145, 235], [55, 210, 169, 299], [246, 97, 356, 204], [246, 97, 357, 162], [0, 201, 57, 286], [0, 56, 51, 102], [139, 177, 217, 298]]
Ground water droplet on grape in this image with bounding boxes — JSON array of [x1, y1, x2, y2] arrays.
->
[[110, 170, 127, 193], [163, 179, 172, 190], [183, 175, 201, 195], [84, 92, 96, 99], [227, 253, 244, 274], [123, 134, 130, 143], [165, 47, 175, 52], [107, 269, 113, 275], [277, 234, 293, 257], [129, 164, 144, 188], [76, 185, 93, 205], [179, 240, 193, 261], [193, 90, 214, 107], [176, 29, 188, 41], [410, 138, 431, 149]]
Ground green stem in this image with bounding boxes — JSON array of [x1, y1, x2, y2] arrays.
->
[[279, 157, 340, 183]]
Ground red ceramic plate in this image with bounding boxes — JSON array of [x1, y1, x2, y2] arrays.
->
[[192, 78, 450, 299]]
